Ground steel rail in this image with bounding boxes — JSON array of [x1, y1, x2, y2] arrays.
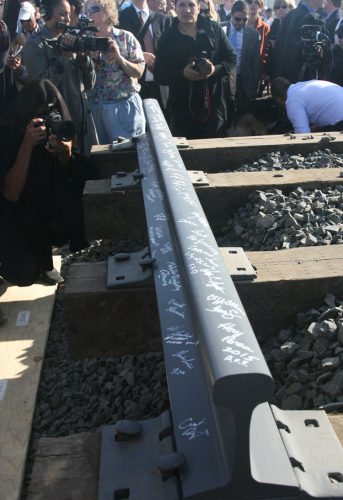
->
[[98, 100, 343, 500], [138, 100, 299, 498]]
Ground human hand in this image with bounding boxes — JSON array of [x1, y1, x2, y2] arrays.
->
[[183, 60, 215, 80], [60, 33, 77, 58], [45, 135, 72, 164], [76, 50, 90, 63], [22, 119, 47, 150], [143, 51, 155, 70], [107, 39, 123, 64], [6, 55, 21, 70]]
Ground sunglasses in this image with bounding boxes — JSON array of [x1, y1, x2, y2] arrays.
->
[[233, 15, 248, 22], [200, 8, 209, 13], [275, 4, 288, 8], [86, 5, 102, 14]]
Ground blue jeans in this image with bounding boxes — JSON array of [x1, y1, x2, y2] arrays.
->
[[89, 93, 146, 144]]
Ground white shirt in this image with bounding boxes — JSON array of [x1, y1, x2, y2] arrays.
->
[[286, 80, 343, 133], [133, 4, 153, 81], [229, 22, 243, 74]]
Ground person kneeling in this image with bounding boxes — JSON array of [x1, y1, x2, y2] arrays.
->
[[0, 79, 96, 286]]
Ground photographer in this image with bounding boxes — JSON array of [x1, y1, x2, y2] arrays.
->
[[274, 0, 328, 82], [154, 0, 236, 139], [0, 79, 95, 286], [22, 0, 98, 155], [85, 0, 146, 142]]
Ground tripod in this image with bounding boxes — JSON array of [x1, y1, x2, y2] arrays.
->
[[298, 60, 320, 81]]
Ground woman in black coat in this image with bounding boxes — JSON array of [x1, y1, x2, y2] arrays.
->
[[0, 79, 95, 286]]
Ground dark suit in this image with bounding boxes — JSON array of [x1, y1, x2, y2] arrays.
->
[[274, 3, 318, 82], [325, 9, 341, 43], [218, 5, 231, 23], [226, 24, 261, 100], [119, 5, 172, 100]]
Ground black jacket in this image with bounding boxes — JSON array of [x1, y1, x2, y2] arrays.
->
[[218, 4, 231, 23], [329, 44, 343, 86], [119, 5, 172, 84], [225, 24, 261, 99], [274, 4, 317, 82], [325, 9, 341, 43], [154, 16, 236, 137], [119, 5, 172, 49]]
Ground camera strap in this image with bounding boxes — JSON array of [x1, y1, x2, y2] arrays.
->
[[188, 80, 211, 123]]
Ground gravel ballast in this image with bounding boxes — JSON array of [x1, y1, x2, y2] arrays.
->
[[217, 185, 343, 250], [263, 294, 343, 411], [32, 292, 168, 439], [235, 148, 343, 172]]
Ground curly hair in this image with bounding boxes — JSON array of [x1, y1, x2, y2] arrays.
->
[[84, 0, 118, 26]]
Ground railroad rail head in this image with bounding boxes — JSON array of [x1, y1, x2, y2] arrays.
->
[[98, 100, 343, 500]]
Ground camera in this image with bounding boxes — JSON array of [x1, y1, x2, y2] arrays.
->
[[190, 51, 212, 75], [56, 16, 109, 53], [35, 110, 76, 142], [299, 24, 328, 62]]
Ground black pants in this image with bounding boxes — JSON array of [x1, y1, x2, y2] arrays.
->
[[321, 120, 343, 132], [0, 220, 52, 286]]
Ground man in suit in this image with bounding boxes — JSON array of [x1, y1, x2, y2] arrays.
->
[[324, 0, 342, 43], [226, 0, 261, 106], [119, 0, 172, 101], [273, 0, 326, 82], [218, 0, 233, 22]]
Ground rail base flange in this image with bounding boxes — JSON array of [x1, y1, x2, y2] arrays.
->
[[98, 411, 179, 500]]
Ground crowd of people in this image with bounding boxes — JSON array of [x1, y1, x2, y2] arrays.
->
[[1, 0, 343, 293]]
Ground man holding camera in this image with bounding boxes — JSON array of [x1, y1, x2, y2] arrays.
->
[[154, 0, 236, 138], [23, 0, 97, 154], [273, 0, 327, 82]]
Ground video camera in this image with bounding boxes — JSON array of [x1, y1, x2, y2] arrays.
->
[[299, 24, 328, 63], [56, 15, 109, 53], [35, 109, 76, 142]]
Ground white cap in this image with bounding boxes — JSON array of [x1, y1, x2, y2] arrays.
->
[[19, 2, 36, 21]]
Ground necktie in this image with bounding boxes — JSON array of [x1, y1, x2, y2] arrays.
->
[[230, 29, 238, 51], [139, 11, 155, 54]]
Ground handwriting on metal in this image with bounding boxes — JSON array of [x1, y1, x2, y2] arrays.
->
[[178, 418, 210, 440], [144, 111, 260, 369], [158, 261, 182, 292]]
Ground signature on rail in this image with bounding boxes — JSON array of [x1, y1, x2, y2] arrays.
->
[[166, 298, 186, 319], [164, 326, 198, 346], [172, 349, 195, 370], [178, 417, 210, 440]]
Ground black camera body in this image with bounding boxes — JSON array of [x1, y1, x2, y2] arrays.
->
[[56, 16, 109, 53], [190, 51, 212, 75], [299, 24, 328, 62], [35, 110, 76, 142]]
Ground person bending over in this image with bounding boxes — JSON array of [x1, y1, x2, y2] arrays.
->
[[271, 77, 343, 133], [0, 79, 95, 286]]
